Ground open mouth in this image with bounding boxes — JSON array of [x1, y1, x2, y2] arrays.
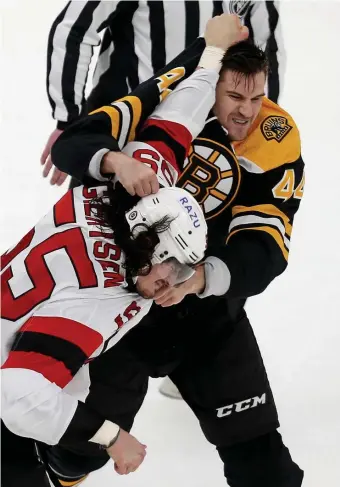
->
[[232, 118, 249, 125]]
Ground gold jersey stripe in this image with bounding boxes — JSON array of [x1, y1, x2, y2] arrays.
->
[[211, 188, 228, 201], [221, 170, 233, 178], [59, 476, 88, 486], [227, 225, 289, 261], [90, 95, 142, 142], [122, 96, 142, 142], [208, 150, 220, 163], [90, 106, 121, 140], [232, 204, 292, 237]]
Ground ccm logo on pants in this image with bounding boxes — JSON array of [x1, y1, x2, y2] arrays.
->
[[216, 393, 266, 418]]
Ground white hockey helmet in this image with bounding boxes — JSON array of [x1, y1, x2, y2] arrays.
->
[[125, 187, 207, 280]]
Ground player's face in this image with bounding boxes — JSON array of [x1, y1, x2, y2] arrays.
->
[[214, 69, 266, 141], [136, 262, 178, 299]]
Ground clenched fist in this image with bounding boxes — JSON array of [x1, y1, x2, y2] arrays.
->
[[101, 151, 160, 197], [204, 14, 249, 50], [106, 429, 147, 475]]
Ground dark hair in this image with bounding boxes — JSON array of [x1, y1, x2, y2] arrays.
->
[[221, 40, 269, 84], [92, 183, 173, 277]]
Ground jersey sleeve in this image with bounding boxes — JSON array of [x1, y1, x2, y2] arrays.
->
[[215, 156, 305, 298], [51, 38, 206, 184], [1, 295, 148, 447], [207, 102, 305, 299], [117, 68, 219, 188], [47, 1, 121, 128]]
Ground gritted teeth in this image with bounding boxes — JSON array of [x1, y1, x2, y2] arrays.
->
[[232, 118, 248, 125]]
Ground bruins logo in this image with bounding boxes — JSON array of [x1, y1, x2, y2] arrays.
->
[[229, 1, 251, 17], [261, 116, 293, 143], [178, 138, 240, 220]]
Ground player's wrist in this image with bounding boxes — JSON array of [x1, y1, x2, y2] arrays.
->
[[186, 265, 205, 294], [89, 420, 121, 448], [103, 429, 121, 451], [198, 46, 225, 72], [100, 151, 123, 178], [196, 257, 231, 299]]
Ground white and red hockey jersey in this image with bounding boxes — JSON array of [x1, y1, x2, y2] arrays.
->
[[1, 68, 218, 447]]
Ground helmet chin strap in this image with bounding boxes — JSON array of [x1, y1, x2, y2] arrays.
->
[[160, 257, 196, 286], [173, 265, 195, 285]]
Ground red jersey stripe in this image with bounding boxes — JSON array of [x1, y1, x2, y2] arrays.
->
[[1, 351, 72, 388], [54, 190, 76, 227], [20, 316, 103, 357], [143, 119, 192, 157], [144, 119, 192, 151]]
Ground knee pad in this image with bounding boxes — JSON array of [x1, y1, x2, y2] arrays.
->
[[217, 430, 304, 487]]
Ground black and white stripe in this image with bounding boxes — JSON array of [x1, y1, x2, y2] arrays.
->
[[47, 1, 121, 126], [47, 1, 285, 127], [265, 1, 283, 103], [242, 1, 284, 103]]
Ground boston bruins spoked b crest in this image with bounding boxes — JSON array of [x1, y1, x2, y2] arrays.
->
[[178, 138, 240, 220]]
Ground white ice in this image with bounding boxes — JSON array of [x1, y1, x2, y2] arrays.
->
[[1, 1, 340, 486]]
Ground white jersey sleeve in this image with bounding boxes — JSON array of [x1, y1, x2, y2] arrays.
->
[[89, 68, 219, 185]]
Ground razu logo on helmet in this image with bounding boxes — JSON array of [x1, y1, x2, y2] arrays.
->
[[125, 187, 207, 268], [179, 197, 201, 228]]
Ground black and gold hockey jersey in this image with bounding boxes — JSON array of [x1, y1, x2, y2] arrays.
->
[[178, 98, 304, 297], [52, 38, 304, 301]]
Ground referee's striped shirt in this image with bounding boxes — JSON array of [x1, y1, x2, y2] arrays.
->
[[47, 1, 285, 129]]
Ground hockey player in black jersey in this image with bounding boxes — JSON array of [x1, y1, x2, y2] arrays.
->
[[50, 22, 305, 487], [47, 12, 305, 487]]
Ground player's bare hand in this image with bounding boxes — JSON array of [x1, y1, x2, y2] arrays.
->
[[204, 14, 249, 50], [154, 283, 189, 307], [154, 265, 206, 307], [41, 128, 68, 186], [106, 429, 147, 475], [101, 151, 159, 197]]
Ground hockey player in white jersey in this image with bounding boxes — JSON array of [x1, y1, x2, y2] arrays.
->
[[1, 15, 248, 487]]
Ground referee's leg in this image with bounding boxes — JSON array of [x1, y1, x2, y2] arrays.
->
[[170, 314, 304, 486]]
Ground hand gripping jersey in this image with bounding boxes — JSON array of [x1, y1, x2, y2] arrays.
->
[[1, 68, 217, 447]]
